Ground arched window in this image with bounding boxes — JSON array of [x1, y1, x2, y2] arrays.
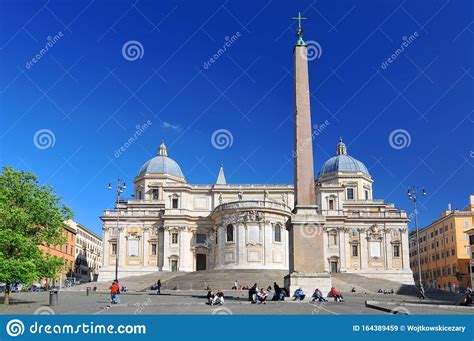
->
[[226, 224, 234, 242], [274, 224, 282, 242]]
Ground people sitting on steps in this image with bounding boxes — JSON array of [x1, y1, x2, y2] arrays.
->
[[207, 290, 214, 305], [249, 283, 258, 303], [257, 288, 268, 304], [311, 288, 328, 302], [211, 289, 225, 306], [330, 287, 344, 302], [292, 288, 305, 301]]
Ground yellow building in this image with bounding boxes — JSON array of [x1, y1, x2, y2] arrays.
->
[[409, 195, 474, 291]]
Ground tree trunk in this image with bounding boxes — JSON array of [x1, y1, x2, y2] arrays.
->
[[4, 285, 10, 305]]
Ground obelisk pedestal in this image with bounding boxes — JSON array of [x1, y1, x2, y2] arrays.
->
[[284, 16, 331, 297]]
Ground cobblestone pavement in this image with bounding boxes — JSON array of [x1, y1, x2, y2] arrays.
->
[[0, 291, 471, 315]]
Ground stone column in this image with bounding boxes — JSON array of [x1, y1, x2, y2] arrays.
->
[[102, 228, 109, 267], [339, 228, 347, 272], [385, 228, 393, 270], [143, 227, 149, 268], [360, 229, 368, 269], [401, 228, 411, 270], [118, 227, 126, 267], [162, 228, 170, 271]]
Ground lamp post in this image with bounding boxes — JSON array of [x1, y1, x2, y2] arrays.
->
[[108, 179, 126, 281], [408, 186, 426, 290]]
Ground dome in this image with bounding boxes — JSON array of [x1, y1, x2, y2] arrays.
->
[[319, 138, 369, 176], [137, 142, 185, 180]]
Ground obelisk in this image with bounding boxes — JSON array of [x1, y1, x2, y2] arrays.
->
[[284, 12, 331, 296]]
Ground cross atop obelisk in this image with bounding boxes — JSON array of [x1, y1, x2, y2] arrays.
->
[[291, 11, 307, 45]]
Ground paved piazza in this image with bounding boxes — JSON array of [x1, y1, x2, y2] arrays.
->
[[0, 290, 471, 315]]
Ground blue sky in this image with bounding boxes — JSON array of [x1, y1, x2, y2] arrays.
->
[[0, 0, 473, 236]]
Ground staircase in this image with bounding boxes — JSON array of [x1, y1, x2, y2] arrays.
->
[[332, 273, 417, 295], [158, 269, 289, 291]]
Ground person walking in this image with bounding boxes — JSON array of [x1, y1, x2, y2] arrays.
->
[[249, 283, 258, 303], [418, 286, 426, 300], [110, 280, 120, 304], [156, 279, 161, 295]]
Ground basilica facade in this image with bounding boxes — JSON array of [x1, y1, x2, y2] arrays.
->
[[99, 140, 414, 285]]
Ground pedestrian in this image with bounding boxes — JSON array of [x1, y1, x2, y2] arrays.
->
[[249, 283, 258, 303], [206, 289, 214, 305], [232, 280, 238, 290], [272, 282, 281, 301], [110, 280, 120, 304], [418, 286, 425, 300], [156, 279, 161, 295]]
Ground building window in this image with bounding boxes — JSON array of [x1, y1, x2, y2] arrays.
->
[[328, 199, 334, 210], [226, 224, 234, 242], [346, 188, 354, 200], [152, 189, 159, 200], [172, 198, 179, 209], [274, 224, 282, 242], [351, 245, 358, 257], [365, 190, 369, 200], [171, 233, 178, 244], [151, 243, 157, 256], [111, 243, 117, 255], [196, 234, 207, 244], [329, 233, 337, 246], [138, 191, 142, 200]]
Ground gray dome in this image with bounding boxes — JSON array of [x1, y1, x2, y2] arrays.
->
[[138, 142, 185, 180], [319, 139, 369, 176]]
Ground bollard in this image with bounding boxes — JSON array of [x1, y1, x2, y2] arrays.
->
[[86, 287, 91, 296], [49, 290, 58, 306]]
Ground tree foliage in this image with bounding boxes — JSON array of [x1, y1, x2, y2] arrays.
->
[[0, 166, 73, 304]]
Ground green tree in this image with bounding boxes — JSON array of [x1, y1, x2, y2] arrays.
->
[[0, 166, 73, 305]]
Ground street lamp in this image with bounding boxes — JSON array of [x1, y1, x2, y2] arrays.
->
[[108, 179, 126, 281], [408, 186, 426, 291]]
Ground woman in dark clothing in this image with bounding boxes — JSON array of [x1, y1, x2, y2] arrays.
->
[[248, 283, 258, 302], [272, 282, 281, 301]]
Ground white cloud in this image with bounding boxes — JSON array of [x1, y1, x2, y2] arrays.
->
[[161, 121, 182, 132]]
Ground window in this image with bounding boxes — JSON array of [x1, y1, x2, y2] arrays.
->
[[151, 243, 157, 256], [274, 224, 282, 242], [171, 233, 178, 244], [152, 189, 159, 200], [346, 188, 354, 200], [329, 234, 338, 245], [328, 199, 334, 210], [226, 224, 234, 242], [365, 190, 369, 200], [393, 245, 400, 257], [172, 198, 179, 209], [138, 191, 142, 200], [196, 234, 207, 244], [111, 243, 117, 255], [351, 245, 358, 257]]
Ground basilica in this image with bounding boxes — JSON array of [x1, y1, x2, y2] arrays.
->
[[99, 140, 414, 285]]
